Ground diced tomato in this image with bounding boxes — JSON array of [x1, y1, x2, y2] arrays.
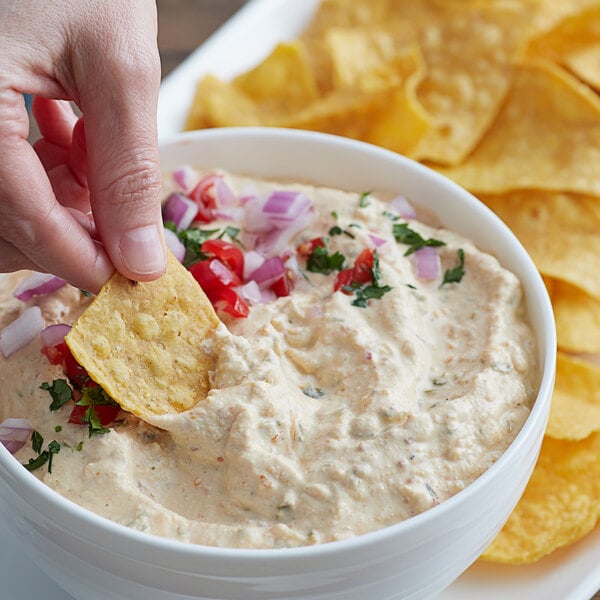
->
[[271, 272, 294, 297], [334, 248, 374, 293], [41, 340, 70, 365], [41, 340, 91, 387], [189, 258, 241, 293], [189, 174, 220, 223], [68, 404, 121, 426], [201, 239, 244, 279], [63, 350, 91, 387], [189, 258, 249, 318], [334, 268, 355, 293], [296, 237, 325, 257], [351, 248, 375, 284], [209, 286, 249, 318]]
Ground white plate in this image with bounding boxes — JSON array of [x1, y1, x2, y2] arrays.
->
[[158, 1, 600, 599], [3, 1, 596, 599]]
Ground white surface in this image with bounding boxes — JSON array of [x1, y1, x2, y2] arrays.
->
[[156, 1, 600, 599]]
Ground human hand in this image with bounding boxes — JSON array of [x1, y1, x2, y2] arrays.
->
[[0, 0, 166, 293]]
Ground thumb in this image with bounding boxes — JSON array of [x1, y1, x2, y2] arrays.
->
[[74, 13, 166, 281]]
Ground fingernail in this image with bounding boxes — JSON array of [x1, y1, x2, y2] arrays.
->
[[120, 225, 166, 275]]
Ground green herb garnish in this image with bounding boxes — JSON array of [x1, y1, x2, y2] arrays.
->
[[22, 431, 61, 474], [328, 225, 356, 239], [393, 222, 445, 256], [31, 430, 44, 454], [359, 191, 372, 208], [440, 248, 465, 287], [76, 385, 119, 437], [306, 244, 346, 275], [40, 379, 73, 411], [343, 250, 392, 307]]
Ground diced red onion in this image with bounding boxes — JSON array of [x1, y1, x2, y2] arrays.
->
[[389, 195, 416, 219], [236, 281, 262, 304], [284, 253, 300, 279], [411, 247, 441, 281], [368, 233, 387, 248], [172, 165, 197, 193], [243, 196, 273, 233], [243, 251, 266, 280], [259, 288, 277, 304], [262, 191, 312, 224], [0, 306, 45, 358], [13, 273, 67, 302], [248, 256, 286, 288], [0, 418, 33, 455], [214, 178, 237, 207], [254, 209, 314, 257], [163, 193, 199, 230], [238, 185, 258, 204], [210, 259, 237, 286], [40, 323, 71, 348], [164, 228, 186, 263], [212, 207, 245, 223]]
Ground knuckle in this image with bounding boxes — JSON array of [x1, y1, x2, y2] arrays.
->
[[97, 154, 162, 209]]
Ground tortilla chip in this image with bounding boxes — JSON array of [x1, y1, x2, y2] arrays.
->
[[323, 25, 416, 92], [546, 353, 600, 441], [436, 59, 600, 195], [184, 74, 262, 130], [549, 278, 600, 354], [66, 252, 220, 419], [527, 5, 600, 92], [301, 0, 391, 39], [233, 41, 319, 116], [481, 432, 600, 564], [407, 2, 529, 165], [481, 190, 600, 300], [276, 42, 428, 146]]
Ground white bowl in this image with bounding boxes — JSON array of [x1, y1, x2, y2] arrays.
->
[[0, 128, 556, 600]]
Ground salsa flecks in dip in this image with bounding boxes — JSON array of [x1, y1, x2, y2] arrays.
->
[[0, 169, 538, 548]]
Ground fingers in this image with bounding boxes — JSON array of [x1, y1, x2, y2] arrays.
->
[[33, 100, 90, 212], [0, 91, 114, 293], [71, 2, 166, 282]]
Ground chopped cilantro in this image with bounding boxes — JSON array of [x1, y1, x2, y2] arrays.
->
[[359, 191, 372, 208], [383, 210, 400, 222], [343, 250, 392, 308], [347, 282, 392, 308], [170, 225, 243, 267], [330, 210, 339, 220], [306, 244, 346, 275], [177, 227, 218, 266], [22, 431, 61, 474], [76, 385, 119, 437], [55, 425, 62, 433], [393, 222, 445, 256], [31, 430, 44, 454], [40, 379, 73, 411], [79, 289, 92, 297], [328, 225, 356, 239], [218, 225, 241, 241], [440, 248, 465, 287], [76, 441, 84, 452]]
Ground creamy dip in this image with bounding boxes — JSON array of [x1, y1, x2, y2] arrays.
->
[[0, 171, 538, 548]]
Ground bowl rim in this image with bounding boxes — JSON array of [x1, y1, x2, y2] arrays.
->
[[0, 127, 557, 564]]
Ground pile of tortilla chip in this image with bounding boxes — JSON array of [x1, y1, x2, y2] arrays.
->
[[185, 0, 600, 564]]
